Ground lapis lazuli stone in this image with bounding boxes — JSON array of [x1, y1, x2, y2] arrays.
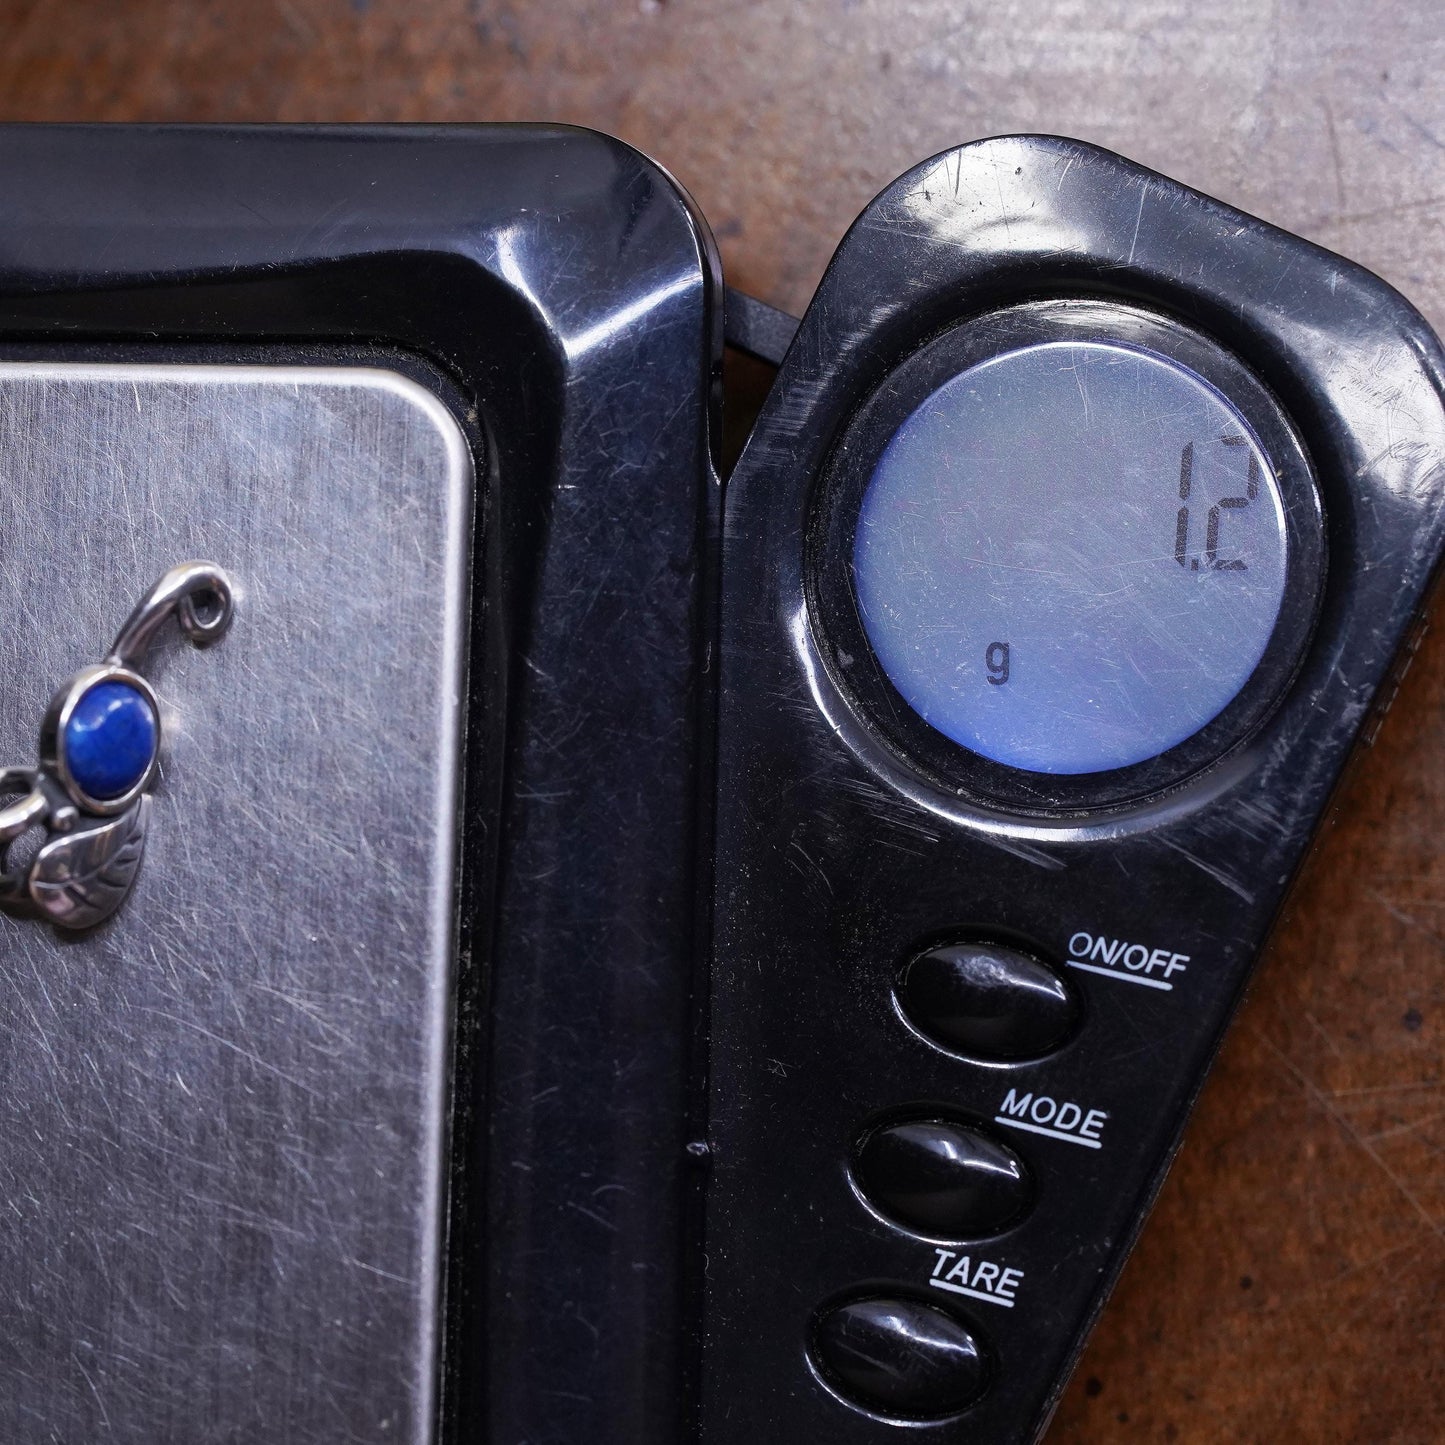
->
[[64, 679, 158, 801]]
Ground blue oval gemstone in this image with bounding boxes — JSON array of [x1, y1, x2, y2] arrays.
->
[[64, 680, 158, 801]]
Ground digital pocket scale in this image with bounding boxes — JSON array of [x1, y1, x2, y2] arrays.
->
[[0, 125, 1438, 1445]]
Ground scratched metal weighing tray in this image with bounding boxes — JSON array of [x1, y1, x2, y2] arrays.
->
[[0, 363, 469, 1439]]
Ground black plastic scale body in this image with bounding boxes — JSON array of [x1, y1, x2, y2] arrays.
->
[[700, 136, 1445, 1441], [0, 124, 721, 1445]]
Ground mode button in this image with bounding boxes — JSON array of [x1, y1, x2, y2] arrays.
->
[[854, 1117, 1030, 1238]]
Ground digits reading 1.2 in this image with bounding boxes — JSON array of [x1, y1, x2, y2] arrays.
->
[[1175, 436, 1259, 571]]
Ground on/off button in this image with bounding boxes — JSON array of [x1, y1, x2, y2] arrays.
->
[[896, 940, 1080, 1061]]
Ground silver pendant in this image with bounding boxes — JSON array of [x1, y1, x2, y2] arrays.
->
[[0, 562, 234, 930]]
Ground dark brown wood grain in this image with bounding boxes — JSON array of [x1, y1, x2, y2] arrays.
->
[[0, 2, 1438, 1438]]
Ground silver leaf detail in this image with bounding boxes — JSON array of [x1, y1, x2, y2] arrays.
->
[[27, 796, 150, 929]]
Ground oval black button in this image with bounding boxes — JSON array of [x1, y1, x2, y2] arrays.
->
[[898, 940, 1079, 1060], [855, 1118, 1029, 1236], [811, 1295, 988, 1418]]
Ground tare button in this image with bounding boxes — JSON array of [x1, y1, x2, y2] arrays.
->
[[810, 1295, 990, 1418]]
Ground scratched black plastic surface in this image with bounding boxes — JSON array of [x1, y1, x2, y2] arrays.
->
[[702, 136, 1445, 1443], [0, 124, 719, 1445]]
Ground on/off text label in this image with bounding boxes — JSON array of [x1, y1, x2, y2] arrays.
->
[[1066, 929, 1189, 991]]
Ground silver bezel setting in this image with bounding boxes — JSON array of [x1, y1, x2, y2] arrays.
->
[[41, 662, 162, 816]]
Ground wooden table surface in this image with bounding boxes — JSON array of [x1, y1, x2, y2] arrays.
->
[[1, 2, 1440, 1439]]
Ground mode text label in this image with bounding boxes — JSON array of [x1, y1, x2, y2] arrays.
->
[[994, 1087, 1108, 1149]]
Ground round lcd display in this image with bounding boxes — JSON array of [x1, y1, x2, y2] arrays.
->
[[851, 338, 1291, 776]]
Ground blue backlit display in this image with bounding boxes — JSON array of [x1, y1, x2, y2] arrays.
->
[[853, 340, 1289, 774]]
